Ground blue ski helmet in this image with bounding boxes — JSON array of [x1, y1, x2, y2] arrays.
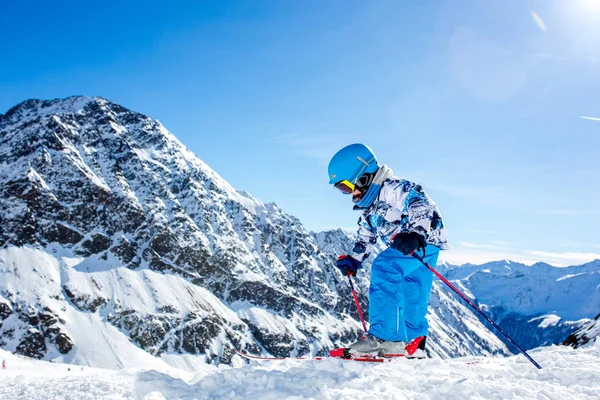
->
[[328, 144, 379, 185]]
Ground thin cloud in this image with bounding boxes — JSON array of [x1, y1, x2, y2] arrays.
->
[[272, 132, 341, 162], [534, 209, 598, 216], [460, 241, 509, 251], [468, 228, 496, 234], [534, 54, 596, 63], [439, 248, 536, 266], [438, 249, 513, 266], [524, 250, 600, 266], [562, 240, 585, 248], [563, 241, 600, 249], [439, 248, 600, 267], [581, 116, 600, 121], [434, 183, 513, 207]]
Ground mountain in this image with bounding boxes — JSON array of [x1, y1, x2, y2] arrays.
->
[[440, 260, 600, 349], [0, 96, 509, 368], [563, 313, 600, 348]]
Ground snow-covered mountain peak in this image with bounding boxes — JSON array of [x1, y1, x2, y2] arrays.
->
[[0, 95, 256, 216], [1, 96, 100, 122]]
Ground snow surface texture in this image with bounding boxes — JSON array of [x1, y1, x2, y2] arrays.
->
[[1, 344, 600, 400]]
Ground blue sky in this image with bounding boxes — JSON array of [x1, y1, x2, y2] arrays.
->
[[1, 0, 599, 266]]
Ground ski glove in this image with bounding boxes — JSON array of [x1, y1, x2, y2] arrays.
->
[[390, 232, 426, 256], [336, 255, 362, 277]]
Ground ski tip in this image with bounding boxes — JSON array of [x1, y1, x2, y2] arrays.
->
[[329, 348, 350, 358]]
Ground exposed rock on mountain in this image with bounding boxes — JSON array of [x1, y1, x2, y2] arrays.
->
[[563, 313, 600, 349]]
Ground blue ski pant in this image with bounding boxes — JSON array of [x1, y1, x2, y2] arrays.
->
[[368, 245, 439, 342]]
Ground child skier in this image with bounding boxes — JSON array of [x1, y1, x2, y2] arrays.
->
[[328, 143, 448, 357]]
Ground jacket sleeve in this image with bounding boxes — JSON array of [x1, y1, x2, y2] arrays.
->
[[350, 212, 378, 261], [391, 182, 436, 239]]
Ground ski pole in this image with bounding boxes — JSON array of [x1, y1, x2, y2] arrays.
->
[[346, 275, 368, 335], [410, 251, 542, 369]]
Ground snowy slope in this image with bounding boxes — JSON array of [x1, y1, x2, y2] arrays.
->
[[1, 343, 600, 400], [0, 246, 256, 369]]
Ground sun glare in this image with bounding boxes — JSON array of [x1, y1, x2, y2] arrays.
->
[[578, 0, 600, 13]]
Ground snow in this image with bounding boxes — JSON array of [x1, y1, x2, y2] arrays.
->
[[531, 314, 562, 329], [0, 246, 251, 369], [1, 344, 599, 399], [556, 272, 595, 282], [54, 310, 173, 370], [237, 307, 299, 336], [586, 323, 600, 345]]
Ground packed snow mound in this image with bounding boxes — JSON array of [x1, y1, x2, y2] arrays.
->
[[134, 344, 600, 399], [1, 344, 599, 399]]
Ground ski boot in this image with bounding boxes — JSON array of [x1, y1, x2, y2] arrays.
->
[[348, 333, 406, 357], [405, 336, 427, 359]]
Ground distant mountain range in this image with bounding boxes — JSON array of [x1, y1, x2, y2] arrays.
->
[[439, 259, 600, 350], [0, 97, 597, 369]]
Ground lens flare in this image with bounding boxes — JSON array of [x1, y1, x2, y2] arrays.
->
[[530, 11, 547, 32]]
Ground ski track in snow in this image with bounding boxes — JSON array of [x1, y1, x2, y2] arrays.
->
[[1, 343, 600, 400]]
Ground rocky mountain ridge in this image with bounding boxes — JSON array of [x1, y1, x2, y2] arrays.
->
[[563, 313, 600, 348]]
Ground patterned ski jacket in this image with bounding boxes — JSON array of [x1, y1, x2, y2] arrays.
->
[[351, 176, 448, 261]]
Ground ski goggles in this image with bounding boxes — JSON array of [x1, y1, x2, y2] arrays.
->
[[334, 173, 374, 195], [334, 180, 355, 194]]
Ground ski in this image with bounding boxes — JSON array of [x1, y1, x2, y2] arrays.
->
[[234, 350, 325, 361], [235, 349, 480, 364], [329, 347, 405, 360], [235, 348, 399, 363]]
